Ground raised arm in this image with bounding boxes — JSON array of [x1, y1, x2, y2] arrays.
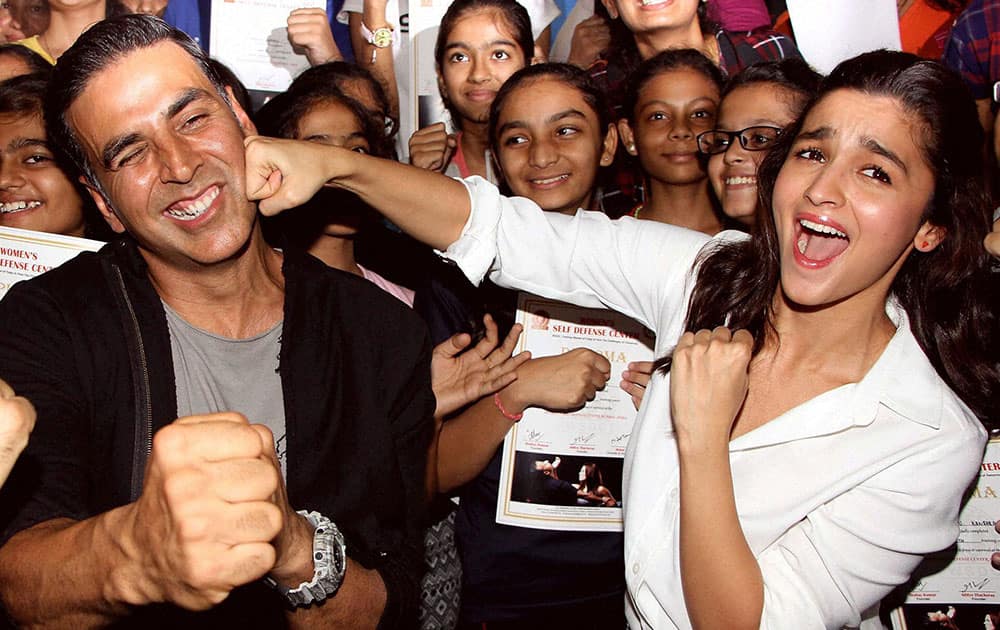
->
[[245, 135, 470, 250], [244, 136, 715, 329]]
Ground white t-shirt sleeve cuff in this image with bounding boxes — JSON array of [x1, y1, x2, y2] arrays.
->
[[436, 176, 503, 287]]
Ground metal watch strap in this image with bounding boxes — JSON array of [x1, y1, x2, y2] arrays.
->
[[265, 510, 347, 607]]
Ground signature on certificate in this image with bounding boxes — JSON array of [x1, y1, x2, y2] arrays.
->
[[572, 432, 596, 445], [961, 577, 990, 592], [526, 429, 544, 442], [610, 433, 631, 446]]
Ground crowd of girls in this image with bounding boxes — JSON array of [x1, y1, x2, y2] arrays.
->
[[0, 0, 997, 627]]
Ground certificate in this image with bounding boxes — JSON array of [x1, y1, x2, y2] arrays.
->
[[494, 293, 655, 532], [0, 227, 102, 300], [890, 439, 1000, 629], [209, 0, 324, 93]]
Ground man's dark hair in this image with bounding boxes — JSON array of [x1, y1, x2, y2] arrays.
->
[[44, 14, 228, 194]]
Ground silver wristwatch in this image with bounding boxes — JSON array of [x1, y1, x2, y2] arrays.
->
[[265, 510, 347, 607]]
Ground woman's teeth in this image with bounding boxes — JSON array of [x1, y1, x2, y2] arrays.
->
[[799, 218, 847, 238], [725, 176, 756, 185], [0, 200, 41, 214]]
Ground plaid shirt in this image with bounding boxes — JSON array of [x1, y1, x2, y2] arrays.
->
[[943, 0, 1000, 107], [590, 28, 801, 217]]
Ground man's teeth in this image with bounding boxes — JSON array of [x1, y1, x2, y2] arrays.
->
[[725, 176, 756, 185], [641, 0, 668, 6], [799, 218, 847, 238], [166, 187, 219, 221], [0, 200, 41, 214], [532, 175, 568, 185]]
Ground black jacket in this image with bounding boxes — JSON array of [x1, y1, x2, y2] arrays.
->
[[0, 238, 434, 628]]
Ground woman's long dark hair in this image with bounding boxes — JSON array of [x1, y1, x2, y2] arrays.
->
[[655, 50, 999, 428]]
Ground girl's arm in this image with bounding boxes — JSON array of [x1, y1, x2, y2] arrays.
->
[[432, 348, 611, 494]]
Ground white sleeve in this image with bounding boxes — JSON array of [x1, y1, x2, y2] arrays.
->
[[443, 176, 715, 331], [336, 0, 361, 24], [754, 418, 986, 629]]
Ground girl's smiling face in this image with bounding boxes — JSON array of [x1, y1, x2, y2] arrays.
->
[[708, 83, 801, 225], [620, 67, 719, 187], [439, 9, 527, 127], [0, 113, 85, 237], [494, 76, 616, 215], [771, 88, 941, 310]]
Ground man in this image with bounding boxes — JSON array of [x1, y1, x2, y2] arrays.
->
[[0, 14, 433, 628]]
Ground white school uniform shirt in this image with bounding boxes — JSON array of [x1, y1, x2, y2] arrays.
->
[[444, 176, 987, 630]]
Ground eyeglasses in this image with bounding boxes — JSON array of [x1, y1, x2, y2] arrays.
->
[[696, 126, 783, 156]]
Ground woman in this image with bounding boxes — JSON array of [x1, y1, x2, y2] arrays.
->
[[246, 50, 999, 628], [575, 462, 617, 507]]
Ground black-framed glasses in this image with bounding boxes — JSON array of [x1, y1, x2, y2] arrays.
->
[[696, 126, 783, 156]]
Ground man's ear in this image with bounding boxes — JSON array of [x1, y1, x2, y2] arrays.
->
[[600, 0, 619, 20], [914, 221, 946, 253], [227, 86, 258, 136], [80, 176, 125, 234], [600, 123, 617, 166], [616, 119, 637, 156]]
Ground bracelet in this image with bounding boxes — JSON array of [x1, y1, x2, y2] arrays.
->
[[264, 510, 347, 607], [493, 392, 523, 422]]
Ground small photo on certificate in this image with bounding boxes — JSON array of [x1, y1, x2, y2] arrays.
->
[[510, 451, 623, 510]]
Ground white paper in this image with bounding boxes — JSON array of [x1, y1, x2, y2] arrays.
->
[[494, 294, 654, 532], [0, 227, 102, 300], [408, 0, 452, 135], [889, 440, 1000, 629], [786, 0, 901, 75], [209, 0, 325, 93]]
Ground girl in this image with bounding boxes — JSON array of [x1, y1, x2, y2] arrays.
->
[[617, 49, 726, 234], [698, 58, 821, 227], [247, 50, 999, 629], [487, 62, 618, 213], [0, 72, 107, 239], [409, 0, 532, 180], [423, 63, 625, 628]]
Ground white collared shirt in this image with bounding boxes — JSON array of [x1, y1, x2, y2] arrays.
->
[[444, 177, 987, 630]]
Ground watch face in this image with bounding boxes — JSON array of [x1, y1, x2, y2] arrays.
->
[[372, 27, 393, 48]]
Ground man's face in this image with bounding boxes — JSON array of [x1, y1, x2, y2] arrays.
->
[[68, 41, 258, 271]]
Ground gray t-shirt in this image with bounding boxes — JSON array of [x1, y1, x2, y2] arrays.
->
[[163, 301, 287, 475]]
